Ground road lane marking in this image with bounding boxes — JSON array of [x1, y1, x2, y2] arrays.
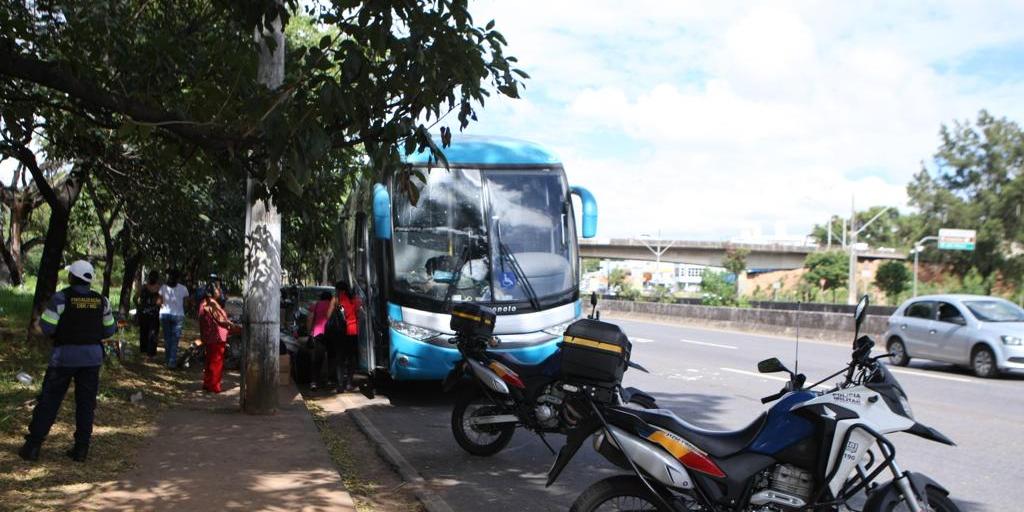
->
[[631, 337, 655, 343], [720, 367, 787, 382], [720, 367, 828, 390], [888, 368, 973, 383], [680, 339, 737, 350]]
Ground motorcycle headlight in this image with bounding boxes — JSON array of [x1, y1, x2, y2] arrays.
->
[[898, 395, 915, 420], [542, 318, 579, 336], [390, 319, 441, 342], [1001, 335, 1022, 346]]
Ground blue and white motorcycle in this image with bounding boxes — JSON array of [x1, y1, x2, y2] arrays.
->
[[548, 296, 960, 512]]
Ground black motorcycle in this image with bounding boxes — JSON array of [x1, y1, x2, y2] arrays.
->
[[443, 297, 655, 456]]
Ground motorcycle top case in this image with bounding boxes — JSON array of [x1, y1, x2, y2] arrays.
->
[[450, 302, 496, 337], [560, 319, 631, 384]]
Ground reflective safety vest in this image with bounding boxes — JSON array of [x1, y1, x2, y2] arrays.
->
[[54, 287, 107, 346]]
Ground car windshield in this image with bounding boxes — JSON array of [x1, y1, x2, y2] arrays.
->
[[390, 167, 576, 306], [963, 300, 1024, 322]]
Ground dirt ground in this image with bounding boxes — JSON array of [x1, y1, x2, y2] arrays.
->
[[304, 390, 424, 512]]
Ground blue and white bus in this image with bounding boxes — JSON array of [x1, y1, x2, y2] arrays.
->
[[347, 136, 597, 381]]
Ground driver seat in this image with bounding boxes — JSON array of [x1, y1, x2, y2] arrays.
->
[[631, 408, 768, 458]]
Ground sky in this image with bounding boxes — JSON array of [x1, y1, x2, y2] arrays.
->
[[460, 0, 1024, 241]]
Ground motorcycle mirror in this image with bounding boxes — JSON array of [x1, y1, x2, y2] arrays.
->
[[854, 294, 869, 339], [590, 292, 599, 307], [757, 357, 791, 375]]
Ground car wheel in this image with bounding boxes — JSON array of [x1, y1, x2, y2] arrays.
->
[[971, 345, 998, 378], [887, 338, 910, 366]]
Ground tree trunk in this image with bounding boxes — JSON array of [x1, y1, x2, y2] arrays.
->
[[101, 239, 115, 298], [0, 230, 19, 286], [119, 251, 141, 318], [1, 195, 31, 286], [29, 193, 79, 334], [241, 8, 284, 415]]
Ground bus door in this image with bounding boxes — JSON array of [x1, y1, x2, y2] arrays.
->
[[353, 212, 377, 374]]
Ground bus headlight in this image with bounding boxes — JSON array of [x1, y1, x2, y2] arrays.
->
[[543, 319, 579, 337], [390, 320, 441, 342]]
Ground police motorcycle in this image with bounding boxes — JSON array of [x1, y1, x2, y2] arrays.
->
[[443, 294, 656, 456], [548, 295, 960, 512]]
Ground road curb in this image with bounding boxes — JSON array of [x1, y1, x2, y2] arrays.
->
[[339, 394, 456, 512]]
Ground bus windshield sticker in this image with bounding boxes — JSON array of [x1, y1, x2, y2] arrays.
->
[[499, 271, 517, 289]]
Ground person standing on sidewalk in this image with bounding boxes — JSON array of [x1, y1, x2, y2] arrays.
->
[[19, 260, 116, 462], [306, 290, 334, 391], [159, 269, 189, 368], [136, 270, 162, 357], [198, 284, 236, 393], [334, 281, 361, 392]]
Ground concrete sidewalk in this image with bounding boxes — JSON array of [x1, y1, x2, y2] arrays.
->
[[71, 379, 355, 512]]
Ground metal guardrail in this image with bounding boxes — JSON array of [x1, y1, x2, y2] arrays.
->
[[598, 295, 897, 316]]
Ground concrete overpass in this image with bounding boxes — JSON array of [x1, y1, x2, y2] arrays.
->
[[578, 238, 905, 270]]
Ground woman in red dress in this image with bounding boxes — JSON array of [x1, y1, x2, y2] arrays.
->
[[199, 284, 236, 393]]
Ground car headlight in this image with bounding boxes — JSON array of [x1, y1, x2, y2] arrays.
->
[[390, 319, 441, 342], [543, 318, 579, 336], [1001, 335, 1022, 346], [898, 395, 915, 420]]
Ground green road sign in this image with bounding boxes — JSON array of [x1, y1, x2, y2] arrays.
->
[[938, 228, 976, 251]]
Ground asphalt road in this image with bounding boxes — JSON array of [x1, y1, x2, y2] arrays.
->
[[341, 318, 1022, 511]]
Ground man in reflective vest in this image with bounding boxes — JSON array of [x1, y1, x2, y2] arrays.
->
[[19, 260, 116, 462]]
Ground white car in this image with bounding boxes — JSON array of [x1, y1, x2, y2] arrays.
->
[[883, 294, 1024, 378]]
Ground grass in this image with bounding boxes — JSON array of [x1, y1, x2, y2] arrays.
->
[[305, 402, 375, 511], [0, 285, 34, 334], [0, 303, 201, 511]]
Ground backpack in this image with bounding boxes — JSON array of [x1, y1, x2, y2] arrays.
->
[[325, 304, 347, 339]]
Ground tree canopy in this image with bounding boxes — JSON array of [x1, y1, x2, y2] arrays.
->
[[0, 0, 526, 331]]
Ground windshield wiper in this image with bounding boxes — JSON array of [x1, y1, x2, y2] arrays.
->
[[442, 239, 476, 310], [495, 220, 540, 310]]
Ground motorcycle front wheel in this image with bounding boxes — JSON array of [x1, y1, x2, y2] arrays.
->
[[450, 389, 515, 456], [874, 486, 960, 512], [570, 475, 673, 512]]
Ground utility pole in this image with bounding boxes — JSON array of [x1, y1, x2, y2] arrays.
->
[[846, 199, 892, 305], [242, 7, 284, 414], [912, 236, 938, 297], [847, 198, 858, 305], [827, 217, 833, 250]]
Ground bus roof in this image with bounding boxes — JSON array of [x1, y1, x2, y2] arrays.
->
[[403, 136, 561, 166]]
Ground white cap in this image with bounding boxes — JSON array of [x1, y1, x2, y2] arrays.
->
[[67, 260, 95, 283]]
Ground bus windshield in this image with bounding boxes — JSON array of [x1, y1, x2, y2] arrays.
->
[[391, 167, 577, 309]]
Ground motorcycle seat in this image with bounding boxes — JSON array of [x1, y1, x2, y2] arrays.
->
[[631, 408, 768, 458]]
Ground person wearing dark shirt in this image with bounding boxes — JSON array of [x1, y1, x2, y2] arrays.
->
[[18, 260, 116, 463], [136, 270, 162, 357]]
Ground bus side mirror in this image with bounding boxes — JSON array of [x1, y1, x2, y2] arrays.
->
[[372, 183, 392, 240], [570, 185, 597, 238]]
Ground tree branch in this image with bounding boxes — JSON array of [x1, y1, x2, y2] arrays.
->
[[0, 46, 250, 151], [0, 141, 60, 209]]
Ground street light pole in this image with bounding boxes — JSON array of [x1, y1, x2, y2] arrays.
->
[[912, 235, 939, 297], [847, 200, 893, 305], [639, 230, 675, 285]]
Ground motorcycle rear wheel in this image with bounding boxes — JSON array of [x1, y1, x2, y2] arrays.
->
[[450, 390, 515, 456], [570, 475, 673, 512]]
